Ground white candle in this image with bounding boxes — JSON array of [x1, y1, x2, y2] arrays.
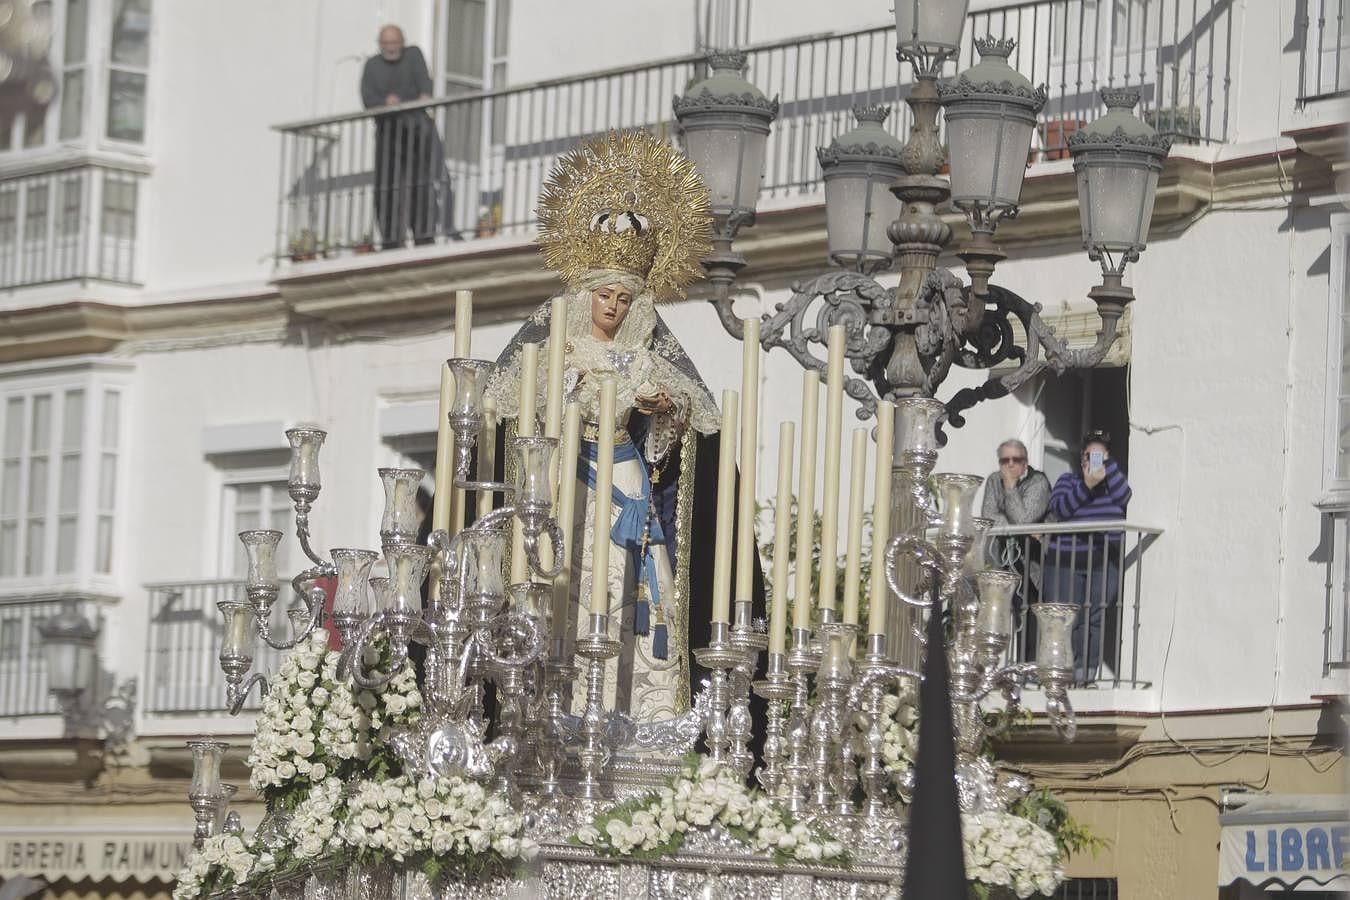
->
[[735, 318, 761, 613], [792, 369, 819, 632], [769, 421, 795, 655], [818, 325, 846, 612], [842, 429, 867, 627], [454, 290, 473, 357], [432, 361, 455, 535], [476, 397, 498, 522], [711, 390, 739, 624], [544, 296, 567, 440], [551, 402, 582, 653], [868, 401, 895, 636], [589, 378, 618, 616], [511, 343, 540, 583], [448, 290, 473, 536]]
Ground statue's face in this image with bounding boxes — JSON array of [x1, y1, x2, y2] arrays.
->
[[590, 283, 633, 340]]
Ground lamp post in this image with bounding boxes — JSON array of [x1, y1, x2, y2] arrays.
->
[[37, 599, 136, 746], [674, 11, 1170, 435]]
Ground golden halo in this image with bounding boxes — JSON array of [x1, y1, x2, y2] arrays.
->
[[537, 130, 713, 301]]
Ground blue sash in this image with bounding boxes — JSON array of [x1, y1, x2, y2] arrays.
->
[[578, 438, 668, 658]]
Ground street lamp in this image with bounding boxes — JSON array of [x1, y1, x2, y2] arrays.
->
[[672, 50, 779, 336], [679, 13, 1169, 435], [37, 600, 136, 745]]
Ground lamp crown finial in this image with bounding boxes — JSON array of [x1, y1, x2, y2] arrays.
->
[[1100, 87, 1141, 110], [852, 104, 891, 125], [705, 50, 748, 74], [974, 36, 1017, 59]]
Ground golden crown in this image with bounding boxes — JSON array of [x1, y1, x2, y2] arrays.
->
[[537, 130, 712, 300]]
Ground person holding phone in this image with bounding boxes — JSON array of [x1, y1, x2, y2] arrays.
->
[[1044, 430, 1132, 686]]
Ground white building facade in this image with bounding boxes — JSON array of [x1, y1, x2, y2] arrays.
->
[[0, 1, 1345, 898]]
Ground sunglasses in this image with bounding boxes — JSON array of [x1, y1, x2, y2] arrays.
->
[[999, 456, 1026, 465]]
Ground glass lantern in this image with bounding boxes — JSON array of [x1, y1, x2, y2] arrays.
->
[[37, 600, 98, 696], [285, 425, 326, 500], [939, 38, 1046, 225], [974, 570, 1018, 640], [932, 473, 983, 539], [1068, 87, 1171, 274], [378, 467, 425, 545], [330, 548, 379, 616], [817, 105, 905, 273], [187, 739, 229, 798], [511, 436, 557, 515], [673, 50, 779, 231], [895, 0, 970, 73]]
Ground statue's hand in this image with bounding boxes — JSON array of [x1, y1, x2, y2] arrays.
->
[[635, 391, 673, 415]]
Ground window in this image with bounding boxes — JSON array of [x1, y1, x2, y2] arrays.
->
[[439, 0, 509, 161], [220, 478, 293, 579], [0, 373, 126, 585], [59, 0, 88, 140], [106, 0, 151, 142], [1329, 218, 1350, 488], [0, 0, 153, 154], [1336, 235, 1350, 482]]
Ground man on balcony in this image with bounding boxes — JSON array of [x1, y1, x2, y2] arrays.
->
[[981, 438, 1051, 662], [361, 25, 441, 249], [1045, 430, 1133, 686]]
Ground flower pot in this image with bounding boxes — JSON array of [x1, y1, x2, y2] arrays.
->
[[354, 243, 375, 255], [290, 252, 318, 262], [1036, 118, 1087, 162]]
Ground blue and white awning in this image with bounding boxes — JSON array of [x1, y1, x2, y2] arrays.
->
[[1218, 794, 1349, 892]]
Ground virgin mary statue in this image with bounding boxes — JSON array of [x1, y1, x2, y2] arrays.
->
[[484, 131, 732, 725]]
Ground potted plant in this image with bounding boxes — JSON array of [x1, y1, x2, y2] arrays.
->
[[288, 229, 322, 262], [1036, 117, 1087, 163], [1144, 105, 1201, 143], [353, 233, 375, 254]]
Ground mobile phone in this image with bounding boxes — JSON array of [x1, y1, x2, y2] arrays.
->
[[1088, 450, 1104, 472]]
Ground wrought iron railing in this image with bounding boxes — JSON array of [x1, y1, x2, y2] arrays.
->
[[1298, 0, 1348, 100], [0, 162, 144, 290], [982, 520, 1162, 689], [274, 0, 1236, 259], [143, 579, 288, 715], [0, 596, 78, 717], [1322, 509, 1349, 676]]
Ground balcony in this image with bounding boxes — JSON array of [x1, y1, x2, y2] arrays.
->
[[0, 597, 70, 718], [274, 0, 1237, 261], [1297, 0, 1349, 102], [143, 579, 285, 718], [0, 161, 146, 292], [982, 520, 1163, 690]]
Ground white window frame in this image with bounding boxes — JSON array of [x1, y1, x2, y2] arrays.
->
[[216, 463, 293, 581], [1, 0, 155, 159], [1325, 213, 1350, 492], [0, 357, 131, 596]]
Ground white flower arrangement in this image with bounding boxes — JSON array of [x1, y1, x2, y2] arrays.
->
[[172, 833, 269, 900], [963, 809, 1066, 899], [877, 691, 918, 796], [572, 759, 847, 866], [247, 632, 423, 801], [342, 774, 536, 881], [288, 776, 347, 862]]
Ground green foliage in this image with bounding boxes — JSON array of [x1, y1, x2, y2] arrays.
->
[[756, 498, 875, 632], [1011, 789, 1109, 860]]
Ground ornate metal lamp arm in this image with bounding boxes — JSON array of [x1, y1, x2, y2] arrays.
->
[[226, 672, 268, 716], [255, 574, 326, 651], [291, 499, 331, 571]]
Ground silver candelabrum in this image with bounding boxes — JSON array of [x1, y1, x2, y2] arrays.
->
[[695, 396, 1079, 833]]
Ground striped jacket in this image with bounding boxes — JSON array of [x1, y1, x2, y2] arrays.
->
[[1047, 458, 1132, 554]]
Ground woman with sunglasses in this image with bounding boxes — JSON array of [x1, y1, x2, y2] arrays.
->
[[1044, 430, 1133, 686]]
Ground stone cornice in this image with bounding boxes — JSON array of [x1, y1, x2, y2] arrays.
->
[[0, 146, 1319, 364]]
